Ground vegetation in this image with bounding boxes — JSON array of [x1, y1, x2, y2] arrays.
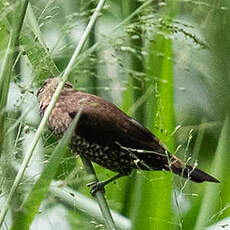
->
[[0, 0, 229, 229]]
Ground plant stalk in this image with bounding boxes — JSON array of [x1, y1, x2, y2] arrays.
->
[[80, 154, 116, 229]]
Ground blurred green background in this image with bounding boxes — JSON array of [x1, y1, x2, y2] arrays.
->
[[0, 0, 230, 229]]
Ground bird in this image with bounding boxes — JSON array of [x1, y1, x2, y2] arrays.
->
[[37, 77, 219, 195]]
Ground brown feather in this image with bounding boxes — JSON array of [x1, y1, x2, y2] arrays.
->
[[37, 77, 219, 183]]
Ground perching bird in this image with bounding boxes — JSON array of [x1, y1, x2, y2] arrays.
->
[[37, 77, 219, 195]]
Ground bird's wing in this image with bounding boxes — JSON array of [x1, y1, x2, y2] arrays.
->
[[63, 91, 166, 153]]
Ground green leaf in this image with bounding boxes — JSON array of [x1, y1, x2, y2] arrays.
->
[[194, 114, 230, 229], [132, 34, 174, 230], [11, 113, 81, 230], [0, 0, 29, 156], [132, 1, 176, 228]]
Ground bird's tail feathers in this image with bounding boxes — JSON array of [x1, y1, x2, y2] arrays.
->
[[169, 156, 219, 183]]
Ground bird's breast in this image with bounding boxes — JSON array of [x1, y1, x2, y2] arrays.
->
[[71, 135, 135, 174]]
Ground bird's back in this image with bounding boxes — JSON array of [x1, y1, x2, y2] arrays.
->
[[38, 78, 219, 183]]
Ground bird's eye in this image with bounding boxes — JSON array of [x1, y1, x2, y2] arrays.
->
[[37, 78, 50, 96], [42, 79, 50, 87], [37, 87, 43, 96], [65, 82, 72, 88]]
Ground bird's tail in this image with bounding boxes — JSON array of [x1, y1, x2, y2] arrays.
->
[[169, 155, 220, 183]]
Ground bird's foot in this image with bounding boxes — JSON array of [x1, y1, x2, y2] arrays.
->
[[87, 181, 106, 196]]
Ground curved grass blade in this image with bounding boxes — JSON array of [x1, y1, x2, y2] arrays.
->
[[11, 111, 81, 230], [194, 114, 230, 229], [0, 0, 29, 157], [132, 1, 177, 228]]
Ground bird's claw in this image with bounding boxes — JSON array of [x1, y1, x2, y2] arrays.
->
[[87, 181, 106, 196]]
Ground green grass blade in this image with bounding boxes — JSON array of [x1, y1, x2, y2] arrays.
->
[[132, 34, 174, 230], [80, 155, 116, 230], [132, 1, 177, 228], [0, 0, 29, 156], [194, 114, 230, 229], [0, 0, 28, 106], [11, 112, 81, 230]]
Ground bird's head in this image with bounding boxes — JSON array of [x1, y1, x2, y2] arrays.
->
[[37, 77, 73, 103]]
